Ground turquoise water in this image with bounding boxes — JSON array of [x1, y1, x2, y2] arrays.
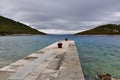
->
[[0, 35, 120, 79]]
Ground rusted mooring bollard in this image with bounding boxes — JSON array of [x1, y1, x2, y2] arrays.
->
[[57, 42, 63, 48]]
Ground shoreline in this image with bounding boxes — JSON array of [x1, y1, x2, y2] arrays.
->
[[1, 34, 120, 36], [75, 35, 120, 36], [0, 34, 47, 36]]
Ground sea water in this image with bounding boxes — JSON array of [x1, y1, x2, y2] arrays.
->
[[0, 35, 120, 79]]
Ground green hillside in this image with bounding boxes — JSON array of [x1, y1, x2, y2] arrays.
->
[[75, 24, 120, 35], [0, 16, 46, 35]]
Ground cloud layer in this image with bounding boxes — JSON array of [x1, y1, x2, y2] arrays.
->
[[1, 0, 120, 34]]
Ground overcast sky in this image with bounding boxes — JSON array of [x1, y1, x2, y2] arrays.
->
[[0, 0, 120, 34]]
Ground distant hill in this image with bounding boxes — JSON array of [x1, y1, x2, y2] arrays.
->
[[75, 24, 120, 35], [0, 16, 46, 35]]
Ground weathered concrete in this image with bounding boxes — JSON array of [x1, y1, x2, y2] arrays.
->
[[0, 40, 84, 80]]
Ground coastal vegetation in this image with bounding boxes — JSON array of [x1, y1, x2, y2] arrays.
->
[[0, 16, 46, 35], [75, 24, 120, 35]]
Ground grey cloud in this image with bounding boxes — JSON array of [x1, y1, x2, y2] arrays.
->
[[1, 0, 120, 34]]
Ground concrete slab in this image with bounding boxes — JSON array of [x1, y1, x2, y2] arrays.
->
[[56, 67, 84, 80], [0, 71, 13, 80], [8, 51, 54, 80]]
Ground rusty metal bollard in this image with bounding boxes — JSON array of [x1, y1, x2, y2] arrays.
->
[[65, 38, 68, 41], [57, 42, 63, 48]]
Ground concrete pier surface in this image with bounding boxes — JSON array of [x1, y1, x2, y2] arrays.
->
[[0, 40, 85, 80]]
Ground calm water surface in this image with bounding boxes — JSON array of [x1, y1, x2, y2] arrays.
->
[[0, 35, 120, 79]]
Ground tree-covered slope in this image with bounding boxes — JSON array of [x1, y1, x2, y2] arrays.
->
[[0, 16, 46, 35], [75, 24, 120, 35]]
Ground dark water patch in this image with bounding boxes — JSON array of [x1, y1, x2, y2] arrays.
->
[[80, 57, 99, 63]]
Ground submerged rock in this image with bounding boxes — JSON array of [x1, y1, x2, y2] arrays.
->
[[97, 73, 117, 80]]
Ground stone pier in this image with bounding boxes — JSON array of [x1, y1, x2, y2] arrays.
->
[[0, 40, 85, 80]]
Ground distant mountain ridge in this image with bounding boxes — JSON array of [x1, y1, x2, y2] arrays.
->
[[75, 24, 120, 35], [0, 16, 46, 35]]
